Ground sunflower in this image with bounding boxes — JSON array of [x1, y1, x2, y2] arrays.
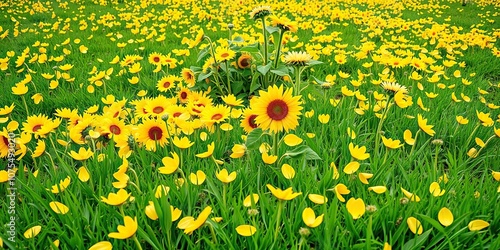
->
[[215, 46, 236, 62], [249, 5, 271, 20], [69, 115, 95, 144], [201, 104, 230, 127], [0, 129, 10, 158], [130, 97, 151, 118], [188, 29, 205, 49], [22, 114, 51, 135], [100, 117, 127, 138], [181, 68, 196, 87], [144, 96, 176, 118], [237, 54, 252, 69], [156, 75, 179, 92], [135, 118, 169, 151], [284, 51, 312, 67], [54, 108, 78, 119], [251, 85, 302, 133], [148, 52, 164, 66], [178, 86, 191, 104], [270, 15, 298, 33], [240, 108, 259, 133], [381, 81, 408, 95]]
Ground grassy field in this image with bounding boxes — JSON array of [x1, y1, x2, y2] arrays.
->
[[1, 0, 500, 249]]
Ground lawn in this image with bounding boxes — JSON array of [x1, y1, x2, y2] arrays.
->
[[0, 0, 500, 249]]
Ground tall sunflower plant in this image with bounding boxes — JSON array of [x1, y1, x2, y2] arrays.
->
[[190, 6, 322, 101]]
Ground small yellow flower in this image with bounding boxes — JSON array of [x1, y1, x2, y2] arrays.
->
[[429, 182, 445, 197], [236, 225, 257, 236], [101, 189, 131, 206], [403, 129, 415, 145], [172, 136, 194, 149], [492, 171, 500, 181], [230, 144, 246, 158], [178, 206, 212, 234], [158, 152, 180, 175], [189, 170, 206, 185], [302, 207, 324, 228], [77, 166, 90, 182], [266, 184, 302, 201], [155, 185, 170, 198], [108, 216, 138, 239], [382, 136, 403, 149], [68, 147, 93, 161], [48, 176, 71, 194], [333, 183, 350, 202], [346, 198, 365, 219], [216, 169, 237, 184], [401, 187, 420, 202], [418, 114, 435, 136], [243, 194, 260, 207], [348, 143, 370, 160], [318, 114, 330, 124], [145, 201, 158, 220], [358, 173, 373, 184]]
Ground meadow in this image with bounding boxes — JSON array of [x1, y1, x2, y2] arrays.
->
[[1, 0, 500, 249]]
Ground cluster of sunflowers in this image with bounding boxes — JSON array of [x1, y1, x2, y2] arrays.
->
[[1, 0, 500, 249]]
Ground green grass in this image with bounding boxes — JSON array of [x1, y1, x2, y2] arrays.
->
[[1, 0, 500, 249]]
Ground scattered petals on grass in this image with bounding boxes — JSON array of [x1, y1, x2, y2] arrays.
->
[[281, 163, 296, 179], [346, 198, 365, 219], [368, 186, 387, 194], [243, 194, 260, 207], [302, 207, 324, 228], [401, 187, 421, 202], [343, 161, 360, 174], [407, 217, 423, 235], [283, 133, 303, 146], [88, 241, 113, 250], [49, 201, 69, 214], [308, 194, 328, 204], [333, 183, 350, 202], [77, 166, 90, 182], [236, 225, 257, 236], [429, 182, 445, 197], [438, 207, 454, 227], [23, 225, 42, 239], [189, 170, 206, 185], [468, 220, 489, 231]]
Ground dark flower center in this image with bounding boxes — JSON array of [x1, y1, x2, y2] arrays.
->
[[267, 100, 289, 121], [33, 124, 42, 132], [153, 107, 164, 114], [248, 114, 258, 128], [148, 126, 163, 140], [211, 114, 223, 120], [109, 125, 121, 135]]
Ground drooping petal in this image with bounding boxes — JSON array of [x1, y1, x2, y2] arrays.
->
[[407, 217, 423, 235], [438, 207, 453, 227], [236, 225, 257, 236], [468, 219, 489, 231]]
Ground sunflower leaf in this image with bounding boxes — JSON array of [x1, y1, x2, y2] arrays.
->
[[257, 62, 272, 75], [197, 47, 209, 62], [283, 145, 321, 160], [402, 229, 432, 250], [197, 70, 213, 82], [239, 44, 260, 53], [270, 65, 289, 76], [246, 128, 263, 150], [265, 25, 280, 34]]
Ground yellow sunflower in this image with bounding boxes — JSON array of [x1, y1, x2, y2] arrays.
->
[[148, 52, 164, 66], [144, 96, 177, 118], [177, 86, 191, 104], [99, 117, 127, 138], [283, 51, 312, 66], [240, 108, 259, 133], [181, 68, 196, 87], [270, 15, 298, 33], [156, 75, 179, 92], [135, 118, 169, 151], [237, 54, 253, 69], [22, 114, 50, 135], [201, 104, 230, 127], [249, 5, 271, 20], [381, 81, 408, 95], [215, 46, 236, 62], [251, 85, 302, 133]]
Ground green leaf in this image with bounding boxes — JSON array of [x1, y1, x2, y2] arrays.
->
[[250, 72, 261, 93], [270, 65, 289, 76], [232, 36, 244, 43], [417, 213, 446, 234], [402, 229, 432, 250], [265, 25, 280, 34], [283, 145, 322, 160], [306, 60, 323, 66], [240, 44, 260, 53], [197, 47, 209, 62], [257, 62, 272, 75], [197, 70, 213, 82], [245, 128, 264, 150]]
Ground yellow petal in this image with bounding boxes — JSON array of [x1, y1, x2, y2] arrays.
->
[[343, 161, 360, 174], [235, 225, 257, 236], [243, 194, 259, 207], [281, 164, 295, 179], [77, 166, 90, 182], [24, 225, 42, 239], [189, 170, 206, 185], [438, 207, 453, 227], [407, 217, 423, 235], [283, 134, 303, 146], [308, 194, 328, 204], [346, 197, 365, 220], [49, 201, 69, 214], [368, 186, 387, 194], [468, 219, 489, 231], [89, 241, 113, 250]]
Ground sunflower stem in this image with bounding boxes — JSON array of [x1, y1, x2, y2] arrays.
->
[[433, 143, 441, 174], [465, 123, 480, 148], [132, 235, 143, 250], [21, 95, 30, 116], [274, 200, 283, 241], [261, 16, 269, 88], [374, 98, 392, 157], [409, 130, 421, 158], [273, 30, 286, 83], [225, 60, 231, 95], [294, 66, 301, 96], [205, 36, 226, 95]]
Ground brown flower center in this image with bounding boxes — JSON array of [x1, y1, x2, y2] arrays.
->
[[148, 126, 163, 140], [153, 106, 164, 114], [33, 124, 42, 132], [109, 125, 121, 135], [248, 114, 258, 128], [211, 114, 223, 120], [267, 100, 288, 121]]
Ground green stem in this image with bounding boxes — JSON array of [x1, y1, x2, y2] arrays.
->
[[208, 223, 218, 244], [274, 201, 283, 241], [382, 149, 389, 165], [261, 16, 269, 88], [225, 60, 231, 94], [222, 184, 227, 209], [273, 30, 286, 69], [374, 99, 392, 156], [21, 95, 30, 116], [205, 36, 226, 95], [465, 123, 480, 148], [474, 135, 495, 158], [433, 144, 441, 174], [409, 130, 421, 158], [129, 168, 142, 192], [272, 132, 279, 160], [119, 205, 125, 217], [294, 66, 301, 96], [132, 235, 144, 250]]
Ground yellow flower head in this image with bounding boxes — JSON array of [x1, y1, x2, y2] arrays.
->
[[108, 216, 138, 239], [266, 184, 302, 201], [101, 189, 131, 206]]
